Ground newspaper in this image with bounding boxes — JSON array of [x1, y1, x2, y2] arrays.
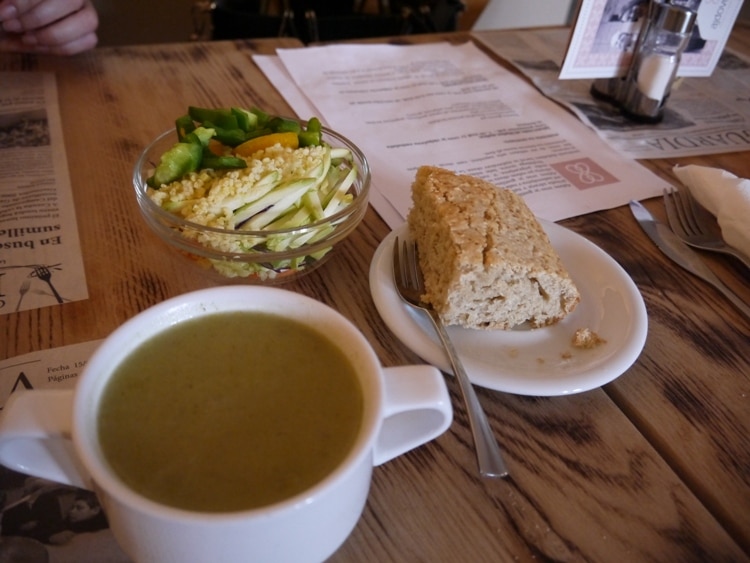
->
[[0, 72, 88, 316], [472, 27, 750, 159], [0, 340, 133, 562], [253, 41, 673, 230], [559, 0, 745, 79]]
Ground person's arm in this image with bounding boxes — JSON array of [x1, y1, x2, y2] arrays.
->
[[0, 0, 98, 55]]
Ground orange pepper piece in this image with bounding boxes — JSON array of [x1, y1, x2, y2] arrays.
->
[[207, 138, 226, 156], [234, 132, 299, 157]]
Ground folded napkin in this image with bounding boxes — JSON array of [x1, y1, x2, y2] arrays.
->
[[672, 165, 750, 259]]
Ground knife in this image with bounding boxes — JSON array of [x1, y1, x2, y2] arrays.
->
[[629, 200, 750, 321]]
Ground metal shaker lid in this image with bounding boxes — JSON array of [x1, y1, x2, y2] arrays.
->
[[652, 0, 698, 35]]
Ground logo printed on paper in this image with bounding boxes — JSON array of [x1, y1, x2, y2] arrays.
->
[[551, 158, 618, 190]]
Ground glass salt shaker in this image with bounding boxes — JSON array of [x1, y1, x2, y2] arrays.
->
[[620, 0, 697, 122]]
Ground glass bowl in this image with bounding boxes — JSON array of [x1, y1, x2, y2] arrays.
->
[[133, 124, 370, 284]]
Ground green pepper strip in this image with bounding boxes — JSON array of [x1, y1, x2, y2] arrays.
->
[[298, 117, 322, 146], [188, 106, 229, 121], [298, 130, 321, 147], [188, 106, 239, 130], [147, 142, 202, 187], [175, 114, 195, 141], [184, 126, 215, 147], [200, 155, 247, 170], [243, 127, 273, 140], [201, 122, 246, 147], [306, 117, 322, 133], [231, 107, 258, 132], [250, 107, 271, 127], [268, 116, 301, 134]]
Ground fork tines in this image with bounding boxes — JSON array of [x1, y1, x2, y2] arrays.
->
[[664, 187, 720, 240], [663, 187, 750, 270]]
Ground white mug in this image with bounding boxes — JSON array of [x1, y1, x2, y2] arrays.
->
[[0, 286, 452, 563]]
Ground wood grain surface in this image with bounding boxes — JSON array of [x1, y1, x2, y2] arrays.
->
[[1, 26, 748, 562]]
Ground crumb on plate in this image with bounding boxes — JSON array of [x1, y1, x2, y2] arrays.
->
[[572, 328, 606, 349]]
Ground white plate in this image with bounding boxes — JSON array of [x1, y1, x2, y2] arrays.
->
[[369, 222, 648, 396]]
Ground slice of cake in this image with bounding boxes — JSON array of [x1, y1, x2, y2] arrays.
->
[[407, 166, 580, 330]]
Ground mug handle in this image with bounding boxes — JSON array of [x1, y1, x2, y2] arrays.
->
[[373, 365, 452, 466], [0, 389, 90, 489]]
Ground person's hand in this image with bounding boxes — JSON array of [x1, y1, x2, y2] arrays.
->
[[0, 0, 98, 55]]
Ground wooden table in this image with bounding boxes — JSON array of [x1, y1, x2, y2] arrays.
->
[[2, 26, 749, 562]]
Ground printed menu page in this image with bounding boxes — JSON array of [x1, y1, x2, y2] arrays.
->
[[0, 72, 88, 316], [254, 41, 672, 229]]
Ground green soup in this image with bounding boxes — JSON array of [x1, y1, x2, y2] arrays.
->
[[97, 311, 363, 513]]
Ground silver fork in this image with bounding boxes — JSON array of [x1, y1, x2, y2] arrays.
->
[[663, 187, 750, 270], [393, 237, 509, 478]]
